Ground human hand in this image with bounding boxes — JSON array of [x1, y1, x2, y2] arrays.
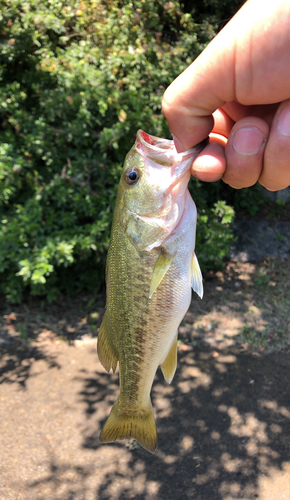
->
[[162, 0, 290, 191]]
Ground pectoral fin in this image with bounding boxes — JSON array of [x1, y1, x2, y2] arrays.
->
[[160, 332, 178, 384], [149, 251, 175, 299], [191, 252, 203, 299], [97, 314, 118, 373]]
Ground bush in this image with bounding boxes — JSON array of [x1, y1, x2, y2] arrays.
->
[[0, 0, 242, 302]]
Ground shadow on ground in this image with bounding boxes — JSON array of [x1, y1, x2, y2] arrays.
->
[[0, 329, 60, 388], [1, 259, 290, 499], [1, 347, 290, 499], [75, 347, 290, 500]]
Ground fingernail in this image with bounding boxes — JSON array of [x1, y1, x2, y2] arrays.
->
[[232, 127, 266, 155], [173, 135, 185, 153], [277, 105, 290, 136]]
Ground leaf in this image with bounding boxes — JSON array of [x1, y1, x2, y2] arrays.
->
[[118, 109, 127, 122]]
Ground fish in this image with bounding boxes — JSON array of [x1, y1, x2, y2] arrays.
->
[[97, 130, 207, 453]]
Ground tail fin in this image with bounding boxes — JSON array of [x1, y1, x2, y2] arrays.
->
[[100, 398, 157, 454]]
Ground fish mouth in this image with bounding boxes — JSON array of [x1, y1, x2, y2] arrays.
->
[[136, 130, 209, 166], [136, 130, 208, 191], [125, 131, 207, 252]]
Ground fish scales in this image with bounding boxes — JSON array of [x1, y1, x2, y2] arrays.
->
[[98, 130, 207, 453]]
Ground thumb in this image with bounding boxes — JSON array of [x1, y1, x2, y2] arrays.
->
[[161, 16, 237, 151]]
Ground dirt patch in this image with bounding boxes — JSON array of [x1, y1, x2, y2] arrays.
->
[[1, 257, 289, 355], [183, 257, 290, 353], [1, 257, 290, 499]]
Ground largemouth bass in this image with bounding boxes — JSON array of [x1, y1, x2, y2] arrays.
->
[[98, 130, 207, 453]]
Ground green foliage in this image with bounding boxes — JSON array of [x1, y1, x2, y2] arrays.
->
[[196, 199, 235, 270], [187, 178, 235, 269], [221, 183, 268, 217], [0, 0, 238, 302], [276, 199, 286, 207], [255, 269, 270, 288]]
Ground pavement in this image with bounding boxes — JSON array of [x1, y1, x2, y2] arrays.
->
[[230, 221, 290, 262], [1, 218, 290, 500]]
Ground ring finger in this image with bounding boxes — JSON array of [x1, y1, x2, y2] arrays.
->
[[259, 100, 290, 190]]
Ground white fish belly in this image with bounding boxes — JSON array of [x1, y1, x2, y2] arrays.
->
[[134, 190, 197, 400]]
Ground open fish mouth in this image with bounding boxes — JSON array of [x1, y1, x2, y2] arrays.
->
[[135, 129, 209, 191], [136, 129, 209, 167]]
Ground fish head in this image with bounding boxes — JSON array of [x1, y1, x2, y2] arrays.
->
[[118, 130, 207, 252]]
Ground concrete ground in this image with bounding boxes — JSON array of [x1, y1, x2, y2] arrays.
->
[[1, 257, 290, 500]]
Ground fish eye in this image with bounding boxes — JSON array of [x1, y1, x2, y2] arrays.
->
[[125, 168, 140, 186]]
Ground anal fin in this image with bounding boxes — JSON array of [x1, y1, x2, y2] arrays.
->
[[160, 332, 178, 384], [149, 250, 174, 299], [191, 252, 203, 299], [97, 314, 118, 373]]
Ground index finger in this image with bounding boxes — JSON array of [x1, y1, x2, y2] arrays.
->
[[162, 0, 290, 151]]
